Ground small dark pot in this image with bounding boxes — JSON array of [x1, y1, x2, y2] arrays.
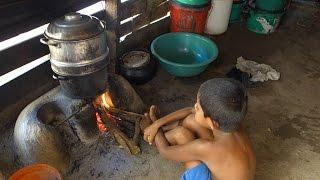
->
[[54, 67, 108, 99], [117, 50, 157, 85]]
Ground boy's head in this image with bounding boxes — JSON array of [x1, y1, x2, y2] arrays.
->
[[194, 78, 247, 132]]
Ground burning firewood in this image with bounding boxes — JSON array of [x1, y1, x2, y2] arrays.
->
[[96, 107, 141, 155], [93, 91, 142, 155]]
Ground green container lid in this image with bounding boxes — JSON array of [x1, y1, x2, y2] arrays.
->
[[174, 0, 210, 7]]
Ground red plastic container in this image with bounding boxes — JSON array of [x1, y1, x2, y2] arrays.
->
[[170, 1, 210, 34], [9, 164, 62, 180]]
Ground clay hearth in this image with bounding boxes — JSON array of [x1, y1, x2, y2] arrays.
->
[[14, 74, 146, 174]]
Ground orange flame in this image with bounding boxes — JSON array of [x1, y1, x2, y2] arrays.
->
[[94, 91, 115, 133], [100, 92, 114, 108]]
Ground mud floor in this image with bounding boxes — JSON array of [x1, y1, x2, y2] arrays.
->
[[1, 2, 320, 180]]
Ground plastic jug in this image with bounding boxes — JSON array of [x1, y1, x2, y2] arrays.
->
[[205, 0, 233, 35], [170, 0, 210, 34]]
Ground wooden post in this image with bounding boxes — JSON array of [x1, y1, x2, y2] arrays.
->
[[105, 0, 120, 73]]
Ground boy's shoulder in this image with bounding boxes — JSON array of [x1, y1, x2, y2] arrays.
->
[[196, 139, 227, 155], [202, 132, 250, 153]]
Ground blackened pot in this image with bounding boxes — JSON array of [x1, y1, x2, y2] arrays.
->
[[42, 12, 109, 98], [54, 67, 108, 99], [41, 12, 109, 76], [117, 50, 157, 85]]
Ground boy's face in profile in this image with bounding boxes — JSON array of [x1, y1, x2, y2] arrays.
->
[[194, 97, 209, 128]]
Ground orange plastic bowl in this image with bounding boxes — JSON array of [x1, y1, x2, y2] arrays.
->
[[9, 164, 62, 180]]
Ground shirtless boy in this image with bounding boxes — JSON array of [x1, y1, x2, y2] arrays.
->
[[143, 78, 256, 180]]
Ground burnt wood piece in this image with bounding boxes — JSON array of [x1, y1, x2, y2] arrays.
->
[[99, 107, 141, 155], [95, 100, 144, 144], [118, 119, 135, 132], [133, 117, 141, 145], [105, 107, 143, 145]]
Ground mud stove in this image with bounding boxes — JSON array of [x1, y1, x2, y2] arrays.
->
[[13, 13, 146, 174]]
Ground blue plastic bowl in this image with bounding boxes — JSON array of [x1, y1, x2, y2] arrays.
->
[[151, 33, 219, 77]]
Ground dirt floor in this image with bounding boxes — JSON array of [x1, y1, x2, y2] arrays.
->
[[135, 3, 320, 179], [1, 2, 320, 180]]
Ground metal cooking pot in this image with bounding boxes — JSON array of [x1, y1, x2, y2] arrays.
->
[[41, 12, 109, 98], [117, 50, 157, 85]]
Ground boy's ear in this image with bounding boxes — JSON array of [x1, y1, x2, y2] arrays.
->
[[206, 117, 219, 130]]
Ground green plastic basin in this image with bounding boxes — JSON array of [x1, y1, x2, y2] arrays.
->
[[151, 33, 219, 77]]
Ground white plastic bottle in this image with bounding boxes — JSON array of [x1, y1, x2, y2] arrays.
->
[[205, 0, 233, 35]]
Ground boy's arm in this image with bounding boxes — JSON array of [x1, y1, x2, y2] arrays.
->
[[154, 129, 209, 162], [147, 106, 208, 162], [144, 107, 194, 144]]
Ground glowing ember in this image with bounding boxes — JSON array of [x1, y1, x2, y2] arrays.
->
[[94, 91, 117, 133], [95, 112, 107, 133]]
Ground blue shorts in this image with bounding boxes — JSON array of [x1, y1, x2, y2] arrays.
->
[[181, 163, 212, 180]]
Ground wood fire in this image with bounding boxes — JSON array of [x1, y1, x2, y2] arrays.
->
[[94, 92, 116, 133], [93, 91, 143, 155]]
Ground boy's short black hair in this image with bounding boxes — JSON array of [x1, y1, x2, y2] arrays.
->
[[198, 78, 247, 132]]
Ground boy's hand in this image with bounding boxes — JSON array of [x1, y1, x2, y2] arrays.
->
[[143, 106, 159, 145], [144, 123, 159, 145]]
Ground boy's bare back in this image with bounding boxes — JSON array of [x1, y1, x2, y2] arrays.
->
[[199, 128, 256, 180], [181, 113, 256, 179]]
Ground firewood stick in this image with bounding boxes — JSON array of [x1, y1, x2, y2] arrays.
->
[[107, 107, 145, 119], [107, 107, 143, 144], [99, 107, 140, 155], [133, 118, 141, 145], [118, 120, 135, 130]]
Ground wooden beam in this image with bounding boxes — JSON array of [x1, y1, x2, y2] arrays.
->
[[118, 0, 169, 36], [150, 0, 169, 21], [0, 62, 57, 128], [0, 11, 105, 76], [0, 0, 101, 41], [0, 37, 48, 76], [119, 14, 150, 36], [118, 16, 170, 55], [105, 0, 120, 72], [119, 0, 146, 20]]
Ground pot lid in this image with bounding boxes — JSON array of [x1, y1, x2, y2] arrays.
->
[[45, 12, 105, 41], [122, 51, 150, 68], [173, 0, 210, 7]]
